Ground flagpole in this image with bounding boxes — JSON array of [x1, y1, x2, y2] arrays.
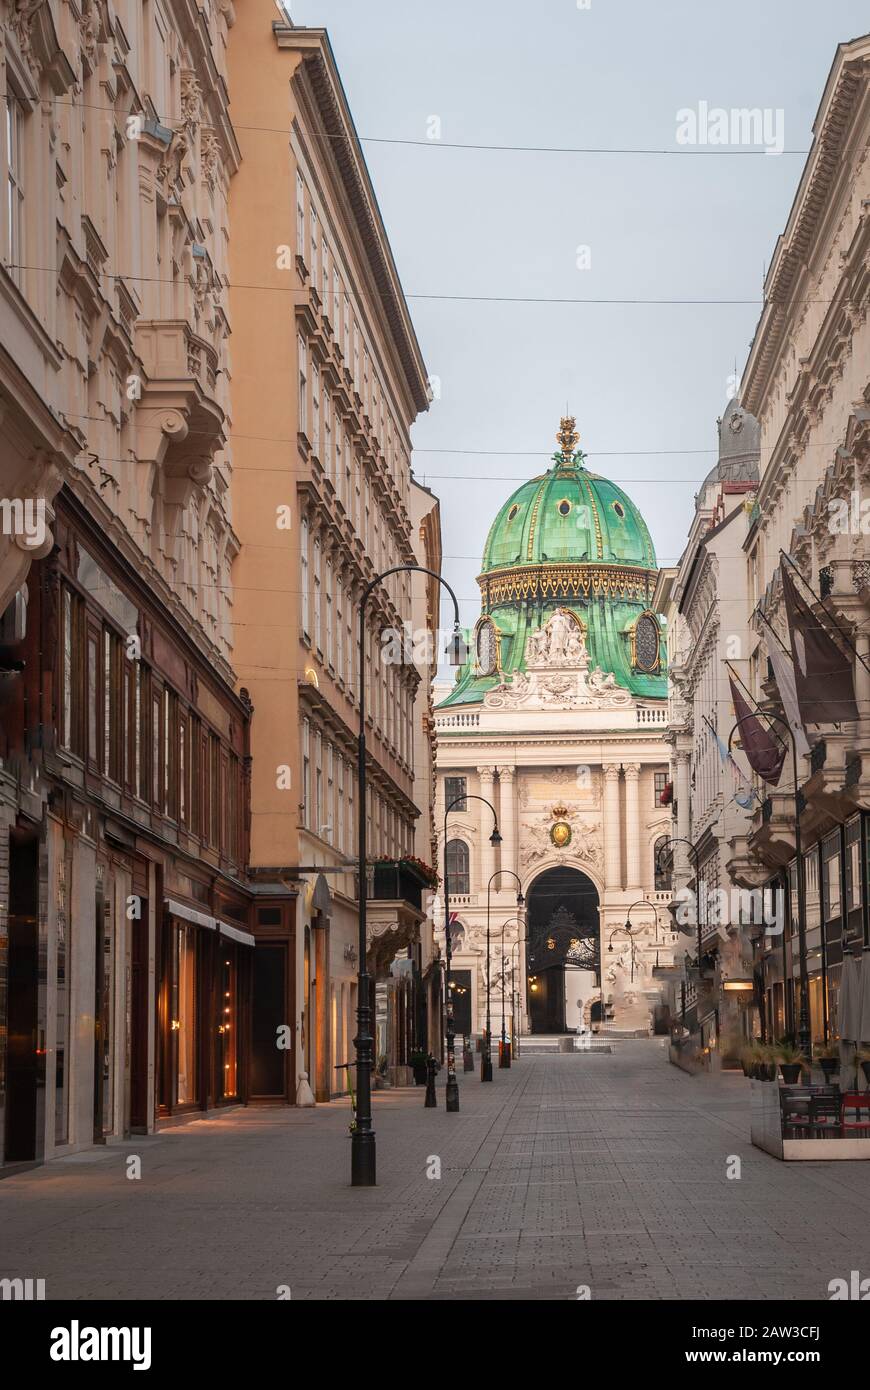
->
[[780, 550, 870, 679], [755, 606, 792, 659], [728, 711, 810, 1056]]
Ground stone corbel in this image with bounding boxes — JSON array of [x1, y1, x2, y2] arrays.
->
[[135, 407, 214, 540]]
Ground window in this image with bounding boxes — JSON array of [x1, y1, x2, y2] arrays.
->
[[295, 171, 305, 257], [332, 269, 341, 334], [325, 558, 333, 666], [323, 388, 331, 479], [5, 95, 23, 277], [654, 836, 671, 891], [312, 538, 321, 649], [311, 362, 320, 455], [60, 588, 86, 755], [297, 334, 307, 435], [343, 305, 350, 364], [314, 730, 322, 832], [336, 757, 345, 851], [310, 205, 318, 287], [334, 424, 342, 504], [321, 237, 329, 305], [300, 517, 310, 637], [335, 577, 344, 680], [633, 612, 660, 673], [103, 628, 123, 782], [822, 832, 842, 922], [445, 775, 467, 813], [845, 817, 862, 912], [654, 771, 668, 808], [353, 329, 360, 394], [302, 719, 310, 829], [445, 839, 470, 896]]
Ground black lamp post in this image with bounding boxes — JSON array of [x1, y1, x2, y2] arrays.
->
[[498, 915, 524, 1067], [353, 566, 466, 1187], [443, 793, 500, 1109], [509, 934, 528, 1057], [484, 872, 524, 1081], [607, 898, 660, 983], [727, 712, 809, 1056], [656, 835, 706, 970]]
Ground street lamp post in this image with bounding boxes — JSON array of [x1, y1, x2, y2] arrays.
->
[[498, 915, 524, 1067], [443, 794, 501, 1109], [607, 899, 659, 983], [656, 836, 705, 970], [728, 712, 810, 1056], [509, 934, 528, 1057], [484, 871, 524, 1081], [353, 565, 466, 1187]]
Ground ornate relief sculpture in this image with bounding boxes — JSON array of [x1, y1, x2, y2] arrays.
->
[[484, 607, 631, 711]]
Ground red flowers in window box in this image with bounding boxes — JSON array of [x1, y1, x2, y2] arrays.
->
[[659, 781, 673, 807]]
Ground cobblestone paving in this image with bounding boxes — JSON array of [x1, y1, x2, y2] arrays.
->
[[2, 1040, 869, 1300]]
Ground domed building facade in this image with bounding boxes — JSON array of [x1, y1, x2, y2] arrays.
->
[[434, 418, 679, 1044]]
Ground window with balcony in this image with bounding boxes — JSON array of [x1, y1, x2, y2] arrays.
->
[[654, 836, 671, 891]]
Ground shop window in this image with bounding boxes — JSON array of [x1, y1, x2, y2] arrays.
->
[[60, 587, 86, 756], [174, 923, 197, 1106]]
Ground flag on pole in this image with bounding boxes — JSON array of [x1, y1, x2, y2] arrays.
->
[[761, 621, 811, 758], [728, 675, 786, 785], [705, 717, 757, 809], [781, 563, 858, 724]]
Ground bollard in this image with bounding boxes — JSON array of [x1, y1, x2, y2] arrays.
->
[[463, 1035, 474, 1072], [424, 1054, 438, 1108], [500, 1040, 511, 1068]]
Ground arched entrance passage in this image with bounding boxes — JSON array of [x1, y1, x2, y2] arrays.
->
[[526, 867, 600, 1034]]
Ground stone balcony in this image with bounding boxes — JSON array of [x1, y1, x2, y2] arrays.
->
[[133, 319, 225, 535]]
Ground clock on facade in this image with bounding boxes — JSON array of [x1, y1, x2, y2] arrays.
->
[[475, 619, 498, 676]]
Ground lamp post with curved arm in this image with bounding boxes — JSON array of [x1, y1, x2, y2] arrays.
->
[[656, 836, 705, 970], [509, 933, 528, 1056], [727, 711, 809, 1055], [484, 870, 524, 1080], [607, 898, 661, 983], [353, 566, 467, 1187], [443, 793, 501, 1109], [497, 914, 524, 1067]]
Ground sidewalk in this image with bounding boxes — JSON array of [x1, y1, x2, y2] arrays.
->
[[2, 1041, 869, 1300]]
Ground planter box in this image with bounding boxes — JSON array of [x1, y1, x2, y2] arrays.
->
[[750, 1079, 870, 1161]]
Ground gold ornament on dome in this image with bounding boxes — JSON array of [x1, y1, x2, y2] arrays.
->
[[549, 804, 572, 848], [556, 416, 579, 460]]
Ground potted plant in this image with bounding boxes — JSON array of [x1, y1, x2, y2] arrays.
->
[[815, 1039, 840, 1082], [739, 1044, 757, 1078], [775, 1041, 806, 1085], [410, 1050, 429, 1086], [756, 1043, 777, 1081]]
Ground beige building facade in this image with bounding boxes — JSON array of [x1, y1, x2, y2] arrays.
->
[[228, 9, 438, 1098], [0, 0, 250, 1170]]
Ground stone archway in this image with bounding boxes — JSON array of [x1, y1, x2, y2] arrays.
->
[[525, 865, 599, 1034]]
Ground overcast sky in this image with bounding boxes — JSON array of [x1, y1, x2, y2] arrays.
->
[[288, 0, 868, 638]]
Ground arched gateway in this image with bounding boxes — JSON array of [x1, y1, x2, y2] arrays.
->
[[526, 866, 600, 1034]]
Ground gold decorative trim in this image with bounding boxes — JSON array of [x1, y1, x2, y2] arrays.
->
[[525, 477, 549, 562], [628, 609, 662, 673], [581, 474, 604, 559], [477, 562, 655, 607]]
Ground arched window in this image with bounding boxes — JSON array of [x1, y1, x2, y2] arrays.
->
[[445, 838, 470, 895], [654, 836, 672, 892]]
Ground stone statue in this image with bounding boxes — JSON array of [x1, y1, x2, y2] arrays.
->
[[565, 624, 587, 665], [527, 625, 549, 662], [546, 608, 572, 661]]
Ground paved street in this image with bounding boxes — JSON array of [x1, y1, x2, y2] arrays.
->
[[2, 1041, 869, 1301]]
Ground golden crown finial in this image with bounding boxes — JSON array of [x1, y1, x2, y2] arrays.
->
[[556, 415, 579, 461]]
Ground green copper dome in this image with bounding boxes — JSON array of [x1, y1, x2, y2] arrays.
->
[[438, 416, 667, 709], [482, 426, 656, 574]]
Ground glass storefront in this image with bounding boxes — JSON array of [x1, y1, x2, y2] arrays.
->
[[174, 923, 198, 1106]]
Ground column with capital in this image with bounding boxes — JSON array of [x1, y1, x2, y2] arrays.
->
[[603, 763, 622, 890], [478, 767, 496, 889], [497, 766, 516, 883], [623, 763, 641, 891]]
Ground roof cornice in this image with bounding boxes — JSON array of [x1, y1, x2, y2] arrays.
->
[[275, 24, 429, 415], [742, 35, 870, 416]]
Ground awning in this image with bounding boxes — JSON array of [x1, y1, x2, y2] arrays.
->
[[216, 918, 255, 948], [165, 898, 215, 930]]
